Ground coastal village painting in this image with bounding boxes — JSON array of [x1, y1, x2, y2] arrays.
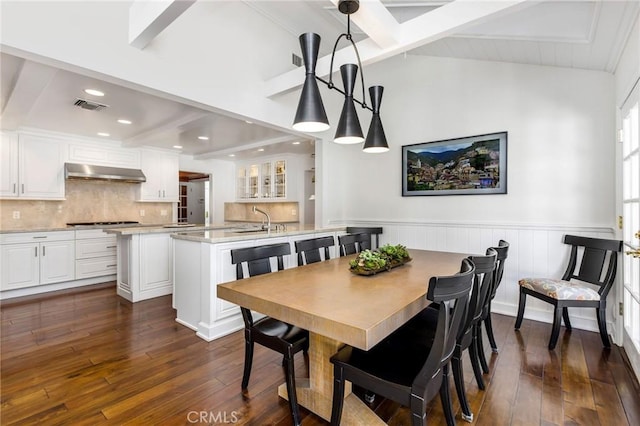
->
[[402, 132, 507, 196]]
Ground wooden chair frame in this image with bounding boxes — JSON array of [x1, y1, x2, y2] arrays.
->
[[515, 235, 622, 350]]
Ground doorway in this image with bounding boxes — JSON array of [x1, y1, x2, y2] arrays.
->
[[179, 171, 211, 224], [620, 82, 640, 380]]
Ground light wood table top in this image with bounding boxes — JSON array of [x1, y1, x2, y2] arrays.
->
[[218, 249, 469, 351], [218, 249, 469, 424]]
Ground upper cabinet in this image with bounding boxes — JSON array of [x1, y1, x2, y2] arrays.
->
[[236, 158, 287, 201], [0, 131, 66, 200], [137, 149, 179, 202]]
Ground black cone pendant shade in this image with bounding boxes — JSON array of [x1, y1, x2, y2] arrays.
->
[[363, 86, 389, 153], [334, 64, 364, 144], [293, 33, 330, 132]]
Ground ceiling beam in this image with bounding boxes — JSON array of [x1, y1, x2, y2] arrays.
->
[[264, 0, 534, 98], [194, 135, 301, 160], [129, 0, 196, 49], [122, 110, 210, 147], [1, 60, 58, 130], [330, 0, 400, 49]]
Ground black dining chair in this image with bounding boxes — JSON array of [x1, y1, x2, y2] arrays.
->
[[329, 258, 475, 426], [294, 235, 335, 266], [230, 242, 308, 426], [402, 249, 496, 423], [516, 235, 623, 350], [337, 233, 369, 256], [477, 240, 509, 373]]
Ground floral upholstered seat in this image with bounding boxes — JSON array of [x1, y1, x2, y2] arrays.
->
[[518, 278, 600, 301]]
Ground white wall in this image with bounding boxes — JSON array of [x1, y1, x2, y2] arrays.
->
[[320, 55, 616, 229]]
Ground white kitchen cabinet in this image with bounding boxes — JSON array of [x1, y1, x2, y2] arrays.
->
[[236, 158, 287, 200], [0, 231, 75, 290], [137, 149, 179, 202], [75, 229, 117, 279], [0, 132, 66, 200], [116, 233, 173, 302]]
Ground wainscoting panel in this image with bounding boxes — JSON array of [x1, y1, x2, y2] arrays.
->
[[333, 220, 618, 340]]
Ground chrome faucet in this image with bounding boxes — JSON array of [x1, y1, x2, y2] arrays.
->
[[252, 206, 271, 230]]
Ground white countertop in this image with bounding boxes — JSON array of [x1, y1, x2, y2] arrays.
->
[[103, 223, 235, 236], [171, 225, 346, 244]]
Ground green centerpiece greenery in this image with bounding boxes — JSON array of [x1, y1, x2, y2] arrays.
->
[[349, 244, 411, 275]]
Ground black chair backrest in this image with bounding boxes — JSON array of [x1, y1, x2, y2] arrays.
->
[[345, 226, 383, 249], [414, 258, 475, 393], [561, 235, 622, 297], [230, 242, 291, 326], [489, 240, 509, 300], [231, 242, 291, 279], [295, 236, 335, 266], [338, 233, 369, 256], [458, 249, 497, 341]]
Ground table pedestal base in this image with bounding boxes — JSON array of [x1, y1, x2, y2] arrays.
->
[[277, 332, 385, 425]]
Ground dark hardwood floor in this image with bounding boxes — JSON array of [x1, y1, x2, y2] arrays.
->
[[2, 284, 639, 425]]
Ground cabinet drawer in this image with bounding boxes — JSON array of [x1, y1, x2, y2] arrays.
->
[[75, 229, 112, 240], [75, 256, 117, 279], [0, 231, 75, 245], [76, 238, 117, 259]]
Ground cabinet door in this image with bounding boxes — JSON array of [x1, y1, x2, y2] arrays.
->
[[1, 243, 39, 290], [162, 153, 179, 201], [19, 134, 66, 199], [261, 162, 271, 198], [248, 164, 259, 199], [0, 132, 19, 198], [274, 160, 286, 199], [139, 150, 179, 201], [140, 234, 172, 291], [40, 240, 75, 285], [236, 166, 247, 199]]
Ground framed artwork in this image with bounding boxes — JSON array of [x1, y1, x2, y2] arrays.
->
[[402, 131, 507, 196]]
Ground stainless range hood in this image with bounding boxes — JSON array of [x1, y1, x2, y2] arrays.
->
[[64, 163, 146, 183]]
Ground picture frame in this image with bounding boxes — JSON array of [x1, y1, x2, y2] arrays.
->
[[402, 131, 507, 196]]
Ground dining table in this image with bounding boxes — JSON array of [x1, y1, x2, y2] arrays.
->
[[217, 248, 470, 425]]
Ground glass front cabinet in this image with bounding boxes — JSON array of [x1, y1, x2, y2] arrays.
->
[[236, 159, 286, 200]]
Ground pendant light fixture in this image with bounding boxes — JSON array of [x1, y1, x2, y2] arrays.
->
[[292, 0, 389, 153]]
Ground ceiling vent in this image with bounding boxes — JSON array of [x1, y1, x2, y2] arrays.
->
[[292, 53, 303, 67], [74, 98, 109, 111]]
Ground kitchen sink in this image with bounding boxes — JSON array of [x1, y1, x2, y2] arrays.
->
[[230, 228, 268, 234]]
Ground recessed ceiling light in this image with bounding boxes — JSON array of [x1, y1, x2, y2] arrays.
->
[[85, 89, 105, 97], [173, 145, 183, 149], [117, 119, 132, 125], [245, 120, 253, 124], [257, 148, 265, 152], [97, 132, 110, 137], [292, 141, 301, 145], [228, 154, 235, 157], [197, 136, 209, 140]]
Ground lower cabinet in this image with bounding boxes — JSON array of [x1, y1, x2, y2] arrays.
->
[[75, 229, 117, 279], [116, 233, 173, 302], [0, 231, 75, 291]]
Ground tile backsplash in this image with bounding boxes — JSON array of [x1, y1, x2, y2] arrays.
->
[[0, 180, 172, 230], [224, 202, 299, 223]]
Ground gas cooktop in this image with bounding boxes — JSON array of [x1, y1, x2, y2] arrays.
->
[[67, 221, 140, 227]]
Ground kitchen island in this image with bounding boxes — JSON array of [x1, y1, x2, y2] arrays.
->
[[105, 223, 237, 303], [171, 225, 346, 341]]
